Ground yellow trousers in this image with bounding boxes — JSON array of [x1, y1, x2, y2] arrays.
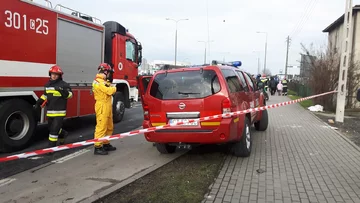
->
[[94, 102, 113, 147]]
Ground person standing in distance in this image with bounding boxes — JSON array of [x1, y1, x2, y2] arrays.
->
[[34, 65, 73, 147], [92, 63, 117, 155]]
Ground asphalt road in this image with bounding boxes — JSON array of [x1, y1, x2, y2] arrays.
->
[[0, 103, 144, 179]]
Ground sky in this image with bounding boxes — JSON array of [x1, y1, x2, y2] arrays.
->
[[34, 0, 360, 75]]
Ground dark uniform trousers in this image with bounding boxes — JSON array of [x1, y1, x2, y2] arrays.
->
[[36, 79, 72, 146], [48, 117, 66, 143]]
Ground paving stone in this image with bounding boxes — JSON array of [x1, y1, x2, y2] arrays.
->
[[202, 96, 360, 202]]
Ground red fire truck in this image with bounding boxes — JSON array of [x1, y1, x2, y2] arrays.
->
[[0, 0, 143, 152]]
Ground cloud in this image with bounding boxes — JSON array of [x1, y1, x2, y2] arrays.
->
[[34, 0, 359, 74]]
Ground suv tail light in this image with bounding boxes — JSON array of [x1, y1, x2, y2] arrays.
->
[[144, 104, 149, 120], [222, 98, 231, 117]]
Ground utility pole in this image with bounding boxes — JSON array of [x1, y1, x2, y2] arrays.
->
[[204, 47, 207, 64], [336, 0, 353, 123], [253, 50, 261, 74], [285, 36, 290, 78], [256, 31, 268, 74], [174, 28, 177, 66]]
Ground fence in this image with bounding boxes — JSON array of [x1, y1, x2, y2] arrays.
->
[[288, 82, 312, 97]]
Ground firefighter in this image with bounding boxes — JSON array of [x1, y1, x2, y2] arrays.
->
[[92, 63, 117, 155], [34, 65, 73, 147], [282, 77, 288, 96]]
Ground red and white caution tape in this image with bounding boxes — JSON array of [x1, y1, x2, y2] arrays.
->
[[0, 90, 337, 163]]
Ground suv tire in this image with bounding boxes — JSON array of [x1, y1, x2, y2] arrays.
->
[[254, 109, 268, 131], [155, 143, 176, 154], [232, 117, 252, 157]]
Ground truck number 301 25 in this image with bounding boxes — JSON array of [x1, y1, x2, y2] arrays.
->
[[4, 10, 49, 35]]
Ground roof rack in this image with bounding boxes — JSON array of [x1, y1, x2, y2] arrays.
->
[[211, 60, 242, 68]]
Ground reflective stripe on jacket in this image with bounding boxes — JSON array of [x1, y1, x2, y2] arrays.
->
[[37, 79, 73, 117]]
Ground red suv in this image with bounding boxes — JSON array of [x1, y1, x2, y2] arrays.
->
[[137, 61, 268, 157]]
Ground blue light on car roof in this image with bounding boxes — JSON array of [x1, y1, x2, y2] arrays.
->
[[230, 61, 242, 67]]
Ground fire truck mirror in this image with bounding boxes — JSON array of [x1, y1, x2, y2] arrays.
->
[[107, 72, 114, 83]]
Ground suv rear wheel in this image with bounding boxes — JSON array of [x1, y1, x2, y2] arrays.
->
[[254, 109, 268, 131], [155, 143, 176, 154], [232, 117, 252, 157]]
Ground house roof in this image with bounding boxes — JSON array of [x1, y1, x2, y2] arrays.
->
[[323, 5, 360, 32]]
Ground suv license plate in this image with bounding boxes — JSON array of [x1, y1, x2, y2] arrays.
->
[[169, 119, 198, 126]]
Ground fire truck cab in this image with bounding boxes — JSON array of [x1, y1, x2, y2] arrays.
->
[[0, 0, 142, 152]]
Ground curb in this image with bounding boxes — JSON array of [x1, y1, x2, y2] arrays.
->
[[79, 126, 189, 203]]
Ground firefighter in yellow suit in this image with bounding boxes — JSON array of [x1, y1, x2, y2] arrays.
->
[[92, 63, 117, 155]]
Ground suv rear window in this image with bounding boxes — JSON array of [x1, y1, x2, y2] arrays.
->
[[149, 70, 221, 100]]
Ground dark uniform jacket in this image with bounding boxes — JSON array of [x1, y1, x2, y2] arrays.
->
[[36, 79, 73, 117]]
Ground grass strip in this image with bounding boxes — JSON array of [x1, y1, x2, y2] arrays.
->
[[96, 146, 226, 203], [288, 95, 314, 108]]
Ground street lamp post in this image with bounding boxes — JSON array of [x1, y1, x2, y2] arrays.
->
[[198, 40, 214, 64], [166, 18, 189, 66], [256, 31, 268, 74]]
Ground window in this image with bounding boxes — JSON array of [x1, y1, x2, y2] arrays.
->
[[221, 69, 243, 93], [126, 40, 136, 61], [149, 70, 221, 100], [245, 73, 258, 90], [243, 73, 255, 91], [235, 71, 249, 92]]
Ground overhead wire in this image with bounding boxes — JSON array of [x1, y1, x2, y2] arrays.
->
[[291, 0, 318, 39], [290, 0, 318, 39], [289, 0, 313, 37]]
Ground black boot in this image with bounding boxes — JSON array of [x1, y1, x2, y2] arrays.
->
[[103, 144, 117, 151], [58, 130, 69, 145], [46, 141, 57, 156], [94, 147, 108, 155], [48, 141, 57, 148]]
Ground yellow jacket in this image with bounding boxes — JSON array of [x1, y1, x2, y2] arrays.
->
[[92, 74, 116, 103]]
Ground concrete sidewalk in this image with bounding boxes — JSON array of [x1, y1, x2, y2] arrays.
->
[[204, 95, 360, 203], [0, 130, 184, 203]]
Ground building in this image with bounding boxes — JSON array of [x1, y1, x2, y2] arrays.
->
[[323, 5, 360, 62], [299, 54, 316, 79], [148, 60, 191, 74], [323, 5, 360, 108]]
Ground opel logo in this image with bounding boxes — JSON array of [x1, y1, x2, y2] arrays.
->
[[179, 103, 186, 110]]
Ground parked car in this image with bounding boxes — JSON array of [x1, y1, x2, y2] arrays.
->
[[137, 61, 268, 157]]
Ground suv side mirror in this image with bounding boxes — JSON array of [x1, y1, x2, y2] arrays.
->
[[357, 88, 360, 101]]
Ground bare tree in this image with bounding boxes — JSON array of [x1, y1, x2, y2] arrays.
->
[[301, 42, 360, 110], [301, 43, 339, 111]]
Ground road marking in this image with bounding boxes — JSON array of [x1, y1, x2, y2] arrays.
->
[[52, 149, 90, 164], [29, 156, 43, 160], [0, 178, 16, 188]]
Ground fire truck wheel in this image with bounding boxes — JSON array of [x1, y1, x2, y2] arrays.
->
[[0, 99, 36, 152], [113, 92, 125, 123]]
